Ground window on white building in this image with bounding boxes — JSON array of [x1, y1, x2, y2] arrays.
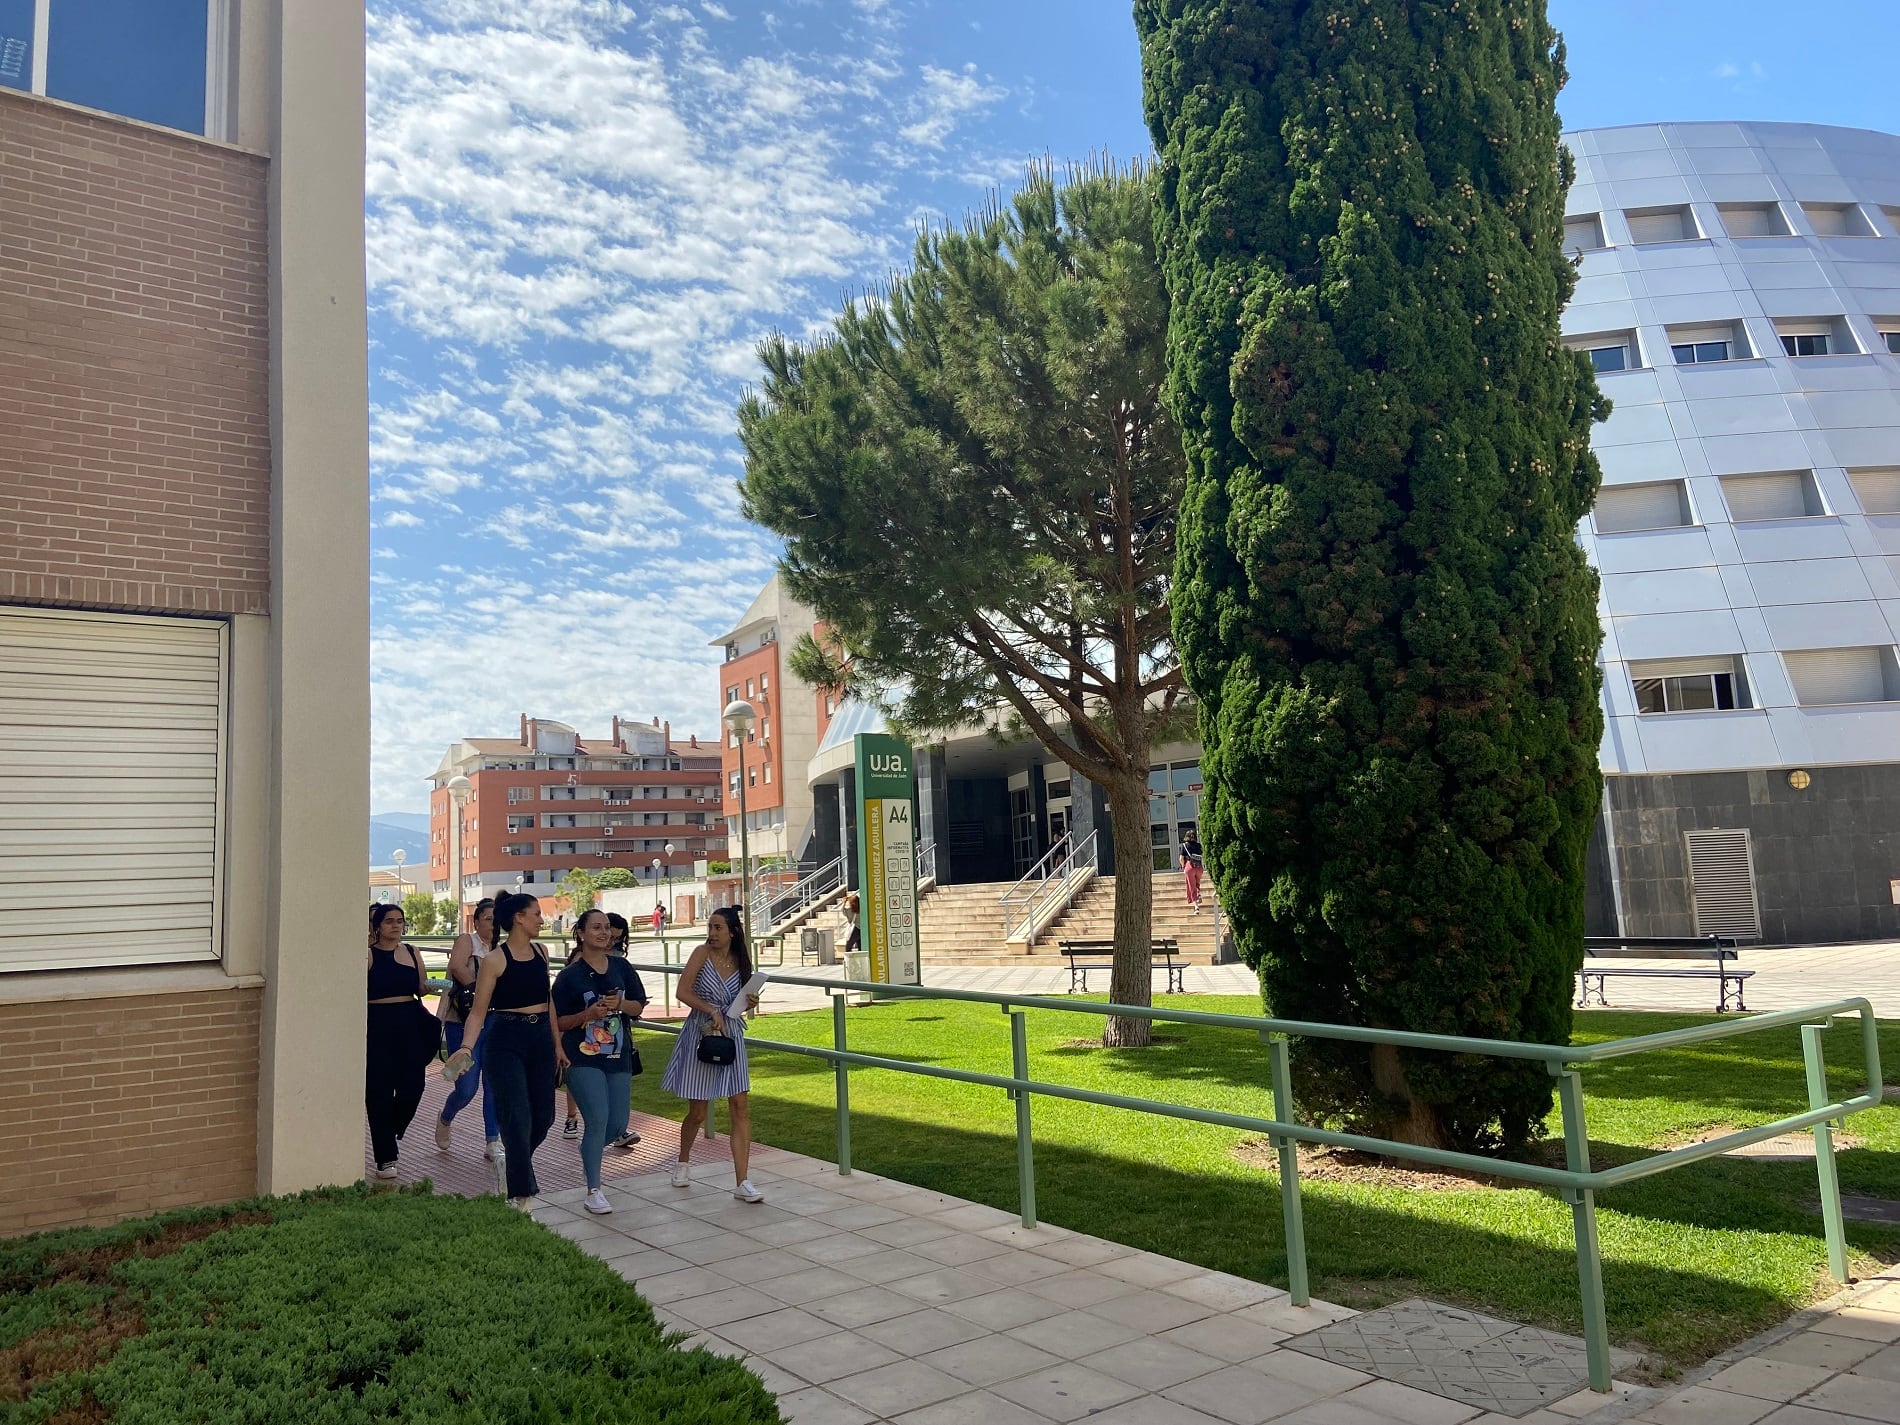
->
[[1715, 203, 1790, 238], [1626, 205, 1699, 244], [1879, 330, 1899, 356], [1563, 214, 1606, 254], [1594, 481, 1693, 534], [1847, 468, 1900, 515], [1801, 202, 1877, 238], [1667, 322, 1749, 365], [1784, 647, 1900, 706], [1720, 470, 1827, 521], [1629, 657, 1748, 714], [1774, 318, 1856, 358]]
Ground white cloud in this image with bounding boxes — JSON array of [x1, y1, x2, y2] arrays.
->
[[899, 63, 1006, 148]]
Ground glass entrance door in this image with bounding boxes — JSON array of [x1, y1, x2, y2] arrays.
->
[[1148, 761, 1202, 869]]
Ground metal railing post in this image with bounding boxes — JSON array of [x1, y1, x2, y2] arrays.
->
[[1801, 1022, 1849, 1282], [1553, 1068, 1612, 1392], [1009, 1008, 1037, 1228], [1266, 1033, 1310, 1305], [834, 993, 853, 1177]]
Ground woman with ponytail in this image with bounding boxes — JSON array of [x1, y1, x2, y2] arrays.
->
[[452, 891, 566, 1207]]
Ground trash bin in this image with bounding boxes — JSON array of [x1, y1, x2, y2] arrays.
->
[[842, 950, 873, 1005], [800, 927, 836, 966]]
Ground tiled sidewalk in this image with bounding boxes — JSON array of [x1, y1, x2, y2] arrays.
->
[[528, 1146, 1653, 1425]]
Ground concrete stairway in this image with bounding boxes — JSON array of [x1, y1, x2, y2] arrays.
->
[[1032, 871, 1219, 961], [916, 880, 1022, 962]]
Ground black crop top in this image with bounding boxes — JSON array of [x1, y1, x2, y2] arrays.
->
[[491, 944, 551, 1011], [368, 945, 423, 1001]]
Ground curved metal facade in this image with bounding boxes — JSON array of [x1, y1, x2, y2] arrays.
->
[[1565, 122, 1900, 942]]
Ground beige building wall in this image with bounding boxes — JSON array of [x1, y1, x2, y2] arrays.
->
[[0, 0, 369, 1231]]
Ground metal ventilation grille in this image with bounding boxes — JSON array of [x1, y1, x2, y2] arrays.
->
[[1685, 829, 1761, 939]]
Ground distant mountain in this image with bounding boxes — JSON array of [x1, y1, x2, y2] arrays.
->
[[373, 811, 431, 834], [369, 814, 430, 868]]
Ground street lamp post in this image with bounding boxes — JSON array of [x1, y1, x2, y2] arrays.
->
[[722, 699, 756, 944], [447, 774, 472, 931], [663, 840, 675, 926], [391, 849, 408, 902]]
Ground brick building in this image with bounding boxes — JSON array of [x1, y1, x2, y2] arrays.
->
[[0, 1, 369, 1233], [713, 574, 825, 869], [427, 715, 728, 919]]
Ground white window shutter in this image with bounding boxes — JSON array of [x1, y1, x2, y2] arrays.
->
[[1784, 648, 1886, 706], [0, 608, 225, 973], [1722, 473, 1807, 521], [1595, 482, 1689, 533], [1848, 468, 1900, 514], [1628, 208, 1691, 243]]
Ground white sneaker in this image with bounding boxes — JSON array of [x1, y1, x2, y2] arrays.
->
[[670, 1161, 691, 1188], [370, 1163, 398, 1182], [582, 1188, 613, 1215], [490, 1142, 508, 1198], [733, 1179, 764, 1203], [508, 1195, 534, 1212], [484, 1137, 500, 1161]]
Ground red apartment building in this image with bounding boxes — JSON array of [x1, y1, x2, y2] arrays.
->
[[428, 715, 727, 917]]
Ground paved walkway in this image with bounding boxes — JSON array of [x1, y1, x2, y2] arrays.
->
[[515, 1145, 1900, 1425]]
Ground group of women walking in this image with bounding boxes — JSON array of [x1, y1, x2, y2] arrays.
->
[[364, 898, 762, 1212]]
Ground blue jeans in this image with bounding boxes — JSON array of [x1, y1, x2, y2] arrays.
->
[[484, 1014, 556, 1199], [566, 1065, 631, 1191], [439, 1019, 497, 1140]]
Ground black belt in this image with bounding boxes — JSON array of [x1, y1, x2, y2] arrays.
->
[[493, 1009, 545, 1022]]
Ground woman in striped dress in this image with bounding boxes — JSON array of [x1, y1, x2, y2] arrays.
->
[[662, 907, 763, 1202]]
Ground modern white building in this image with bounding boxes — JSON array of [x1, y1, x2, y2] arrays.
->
[[1563, 121, 1900, 943]]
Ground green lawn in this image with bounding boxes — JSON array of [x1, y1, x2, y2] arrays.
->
[[0, 1188, 779, 1425], [631, 997, 1900, 1369]]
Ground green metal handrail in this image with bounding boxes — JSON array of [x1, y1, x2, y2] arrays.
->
[[625, 962, 1883, 1392]]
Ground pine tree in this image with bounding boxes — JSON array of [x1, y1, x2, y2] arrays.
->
[[1136, 0, 1607, 1149]]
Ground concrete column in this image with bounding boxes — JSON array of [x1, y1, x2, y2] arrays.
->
[[916, 746, 950, 869], [840, 768, 859, 891], [811, 782, 840, 868], [1067, 774, 1113, 874], [254, 0, 370, 1195]]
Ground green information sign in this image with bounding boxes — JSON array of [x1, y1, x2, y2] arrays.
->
[[852, 734, 919, 985]]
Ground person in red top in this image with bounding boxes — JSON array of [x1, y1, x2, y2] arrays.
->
[[650, 902, 667, 935]]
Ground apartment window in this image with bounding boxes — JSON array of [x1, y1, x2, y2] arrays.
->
[[508, 786, 533, 804], [1801, 202, 1877, 238], [1881, 331, 1899, 356], [1630, 657, 1747, 714], [1562, 214, 1606, 254], [1594, 481, 1693, 534], [1784, 647, 1900, 706], [725, 685, 739, 704], [1847, 468, 1900, 515], [1716, 202, 1790, 239], [759, 673, 770, 691], [728, 771, 740, 795], [748, 767, 757, 787], [826, 694, 837, 715], [764, 764, 773, 784], [1775, 318, 1855, 358], [547, 841, 577, 856], [1626, 205, 1698, 244], [504, 843, 534, 857], [1721, 471, 1826, 521], [1672, 339, 1731, 365], [0, 607, 225, 973], [1, 0, 231, 137]]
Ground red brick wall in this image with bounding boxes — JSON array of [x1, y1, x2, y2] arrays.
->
[[0, 988, 262, 1235], [0, 92, 271, 617]]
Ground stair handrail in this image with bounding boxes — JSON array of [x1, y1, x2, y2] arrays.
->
[[1003, 829, 1098, 943], [755, 855, 845, 935], [916, 839, 938, 891], [997, 834, 1072, 931]]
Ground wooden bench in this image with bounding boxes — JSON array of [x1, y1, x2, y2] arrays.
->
[[1577, 935, 1750, 1013], [1059, 938, 1185, 994]]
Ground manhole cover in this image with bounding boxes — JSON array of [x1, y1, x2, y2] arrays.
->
[[1282, 1298, 1640, 1418]]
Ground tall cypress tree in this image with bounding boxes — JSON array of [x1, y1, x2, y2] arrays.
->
[[1136, 0, 1607, 1150]]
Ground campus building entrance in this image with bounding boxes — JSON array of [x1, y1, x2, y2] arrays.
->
[[1148, 760, 1200, 870]]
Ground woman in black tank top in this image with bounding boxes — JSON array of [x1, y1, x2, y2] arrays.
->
[[455, 891, 567, 1207], [365, 905, 434, 1179]]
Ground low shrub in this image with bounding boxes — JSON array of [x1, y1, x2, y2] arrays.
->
[[1, 1187, 779, 1424]]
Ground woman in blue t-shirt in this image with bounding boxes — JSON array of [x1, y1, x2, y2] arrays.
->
[[553, 909, 649, 1215]]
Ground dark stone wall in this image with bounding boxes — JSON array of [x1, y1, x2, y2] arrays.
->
[[1599, 766, 1900, 944]]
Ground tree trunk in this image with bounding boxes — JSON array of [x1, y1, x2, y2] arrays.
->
[[1102, 771, 1155, 1048], [1368, 1043, 1450, 1149]]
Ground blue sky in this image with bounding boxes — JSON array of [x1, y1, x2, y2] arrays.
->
[[366, 0, 1899, 813]]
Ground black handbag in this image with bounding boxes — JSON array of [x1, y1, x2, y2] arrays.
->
[[405, 948, 443, 1068], [696, 1034, 736, 1066]]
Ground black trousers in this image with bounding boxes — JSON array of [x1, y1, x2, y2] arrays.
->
[[484, 1014, 557, 1198], [365, 1003, 427, 1168]]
